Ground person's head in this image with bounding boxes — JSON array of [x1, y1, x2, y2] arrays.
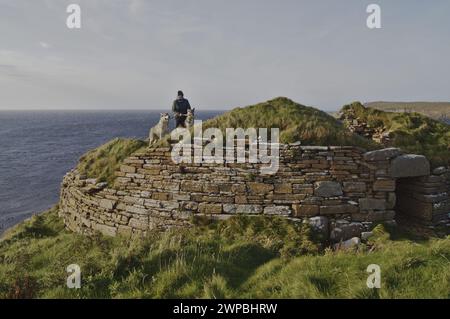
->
[[177, 90, 184, 98]]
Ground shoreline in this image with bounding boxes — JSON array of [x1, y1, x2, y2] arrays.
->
[[0, 205, 54, 237]]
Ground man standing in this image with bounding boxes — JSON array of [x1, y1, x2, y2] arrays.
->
[[172, 90, 192, 128]]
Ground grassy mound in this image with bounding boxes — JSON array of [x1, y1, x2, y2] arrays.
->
[[202, 97, 378, 148], [341, 102, 450, 167], [1, 208, 448, 298], [75, 98, 380, 182], [76, 138, 146, 185]]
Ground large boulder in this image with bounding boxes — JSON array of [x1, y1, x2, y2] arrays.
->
[[390, 154, 430, 178]]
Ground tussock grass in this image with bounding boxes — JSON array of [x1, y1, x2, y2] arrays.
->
[[202, 97, 378, 149], [342, 102, 450, 167], [203, 97, 376, 149], [76, 138, 146, 185], [1, 208, 448, 299], [366, 101, 450, 121], [155, 97, 379, 149]]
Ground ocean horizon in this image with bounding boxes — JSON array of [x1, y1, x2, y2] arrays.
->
[[0, 110, 220, 234]]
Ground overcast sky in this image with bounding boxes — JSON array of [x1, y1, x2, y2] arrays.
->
[[1, 0, 449, 111]]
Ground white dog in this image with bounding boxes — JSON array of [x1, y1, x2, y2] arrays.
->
[[149, 113, 170, 145], [185, 108, 195, 130]]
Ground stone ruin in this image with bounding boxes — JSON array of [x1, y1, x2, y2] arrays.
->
[[339, 109, 392, 146], [59, 144, 450, 245]]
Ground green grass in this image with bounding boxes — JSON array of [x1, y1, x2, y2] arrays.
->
[[366, 101, 450, 120], [76, 138, 147, 185], [1, 207, 449, 299], [202, 97, 378, 149], [342, 102, 450, 167]]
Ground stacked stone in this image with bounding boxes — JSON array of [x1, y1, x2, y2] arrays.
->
[[58, 144, 447, 241], [112, 146, 364, 224], [340, 110, 393, 146], [372, 128, 391, 145], [59, 145, 370, 239], [60, 172, 126, 236], [346, 120, 374, 139], [396, 168, 450, 227], [353, 148, 400, 224]]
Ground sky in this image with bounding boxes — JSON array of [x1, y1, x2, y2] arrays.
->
[[0, 0, 449, 111]]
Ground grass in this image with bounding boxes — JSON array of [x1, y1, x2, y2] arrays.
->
[[1, 207, 449, 299], [342, 102, 450, 167], [76, 138, 147, 185], [366, 101, 450, 121], [202, 97, 378, 149]]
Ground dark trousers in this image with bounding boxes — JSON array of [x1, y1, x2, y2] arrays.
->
[[175, 114, 187, 128]]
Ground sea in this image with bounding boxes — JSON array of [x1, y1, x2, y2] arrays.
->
[[0, 110, 220, 234]]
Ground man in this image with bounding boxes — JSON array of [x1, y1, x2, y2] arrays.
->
[[172, 90, 192, 128]]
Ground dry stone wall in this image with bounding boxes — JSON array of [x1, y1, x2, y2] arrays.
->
[[59, 144, 449, 242], [396, 168, 450, 227]]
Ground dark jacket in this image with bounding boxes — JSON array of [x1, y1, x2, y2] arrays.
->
[[172, 98, 191, 114]]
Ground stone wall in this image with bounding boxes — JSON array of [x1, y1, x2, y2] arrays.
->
[[396, 168, 450, 227], [339, 108, 392, 145], [59, 144, 449, 242]]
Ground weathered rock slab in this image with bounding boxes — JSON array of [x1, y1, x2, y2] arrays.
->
[[263, 206, 291, 215], [314, 181, 343, 197], [363, 148, 402, 161], [343, 182, 366, 193], [390, 154, 430, 178], [359, 198, 386, 211]]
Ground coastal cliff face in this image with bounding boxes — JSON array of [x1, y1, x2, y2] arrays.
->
[[59, 144, 450, 243]]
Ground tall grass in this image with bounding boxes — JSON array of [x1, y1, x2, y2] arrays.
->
[[1, 207, 448, 299], [342, 102, 450, 167], [202, 97, 378, 149], [366, 101, 450, 120], [76, 138, 146, 185]]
